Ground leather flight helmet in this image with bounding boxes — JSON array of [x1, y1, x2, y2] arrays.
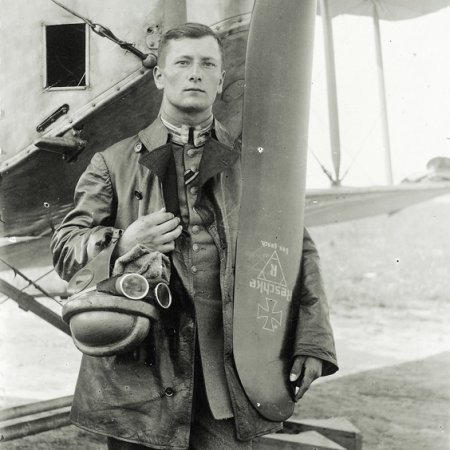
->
[[62, 238, 170, 357]]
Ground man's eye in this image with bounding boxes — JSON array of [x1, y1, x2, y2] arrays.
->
[[204, 62, 216, 67], [177, 60, 189, 65]]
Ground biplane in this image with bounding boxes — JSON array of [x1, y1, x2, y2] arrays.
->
[[1, 0, 449, 442]]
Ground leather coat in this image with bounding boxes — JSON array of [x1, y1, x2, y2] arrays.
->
[[51, 118, 338, 449]]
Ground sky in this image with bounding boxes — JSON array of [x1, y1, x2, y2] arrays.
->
[[306, 6, 450, 188]]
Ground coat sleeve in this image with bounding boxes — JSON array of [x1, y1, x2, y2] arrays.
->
[[292, 227, 338, 376], [51, 152, 122, 281]]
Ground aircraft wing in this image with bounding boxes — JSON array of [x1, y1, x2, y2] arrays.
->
[[305, 183, 450, 227], [2, 182, 450, 272], [322, 0, 450, 21]]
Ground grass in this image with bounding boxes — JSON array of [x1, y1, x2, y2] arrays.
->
[[312, 197, 450, 314], [294, 352, 450, 450]]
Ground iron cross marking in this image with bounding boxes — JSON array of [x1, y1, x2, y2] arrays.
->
[[257, 298, 283, 332]]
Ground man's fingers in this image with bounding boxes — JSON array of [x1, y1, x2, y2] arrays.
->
[[289, 356, 306, 382], [293, 358, 323, 402], [136, 209, 174, 227], [117, 211, 180, 256], [294, 367, 317, 401], [158, 242, 176, 254], [295, 383, 310, 401], [141, 210, 175, 226], [154, 225, 183, 245], [153, 217, 181, 237]]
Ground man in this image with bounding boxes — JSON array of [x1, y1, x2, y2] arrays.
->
[[52, 23, 337, 450]]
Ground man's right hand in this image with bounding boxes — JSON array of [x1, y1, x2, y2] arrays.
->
[[116, 209, 182, 256]]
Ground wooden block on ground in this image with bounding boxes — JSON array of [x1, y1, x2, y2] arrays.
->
[[256, 430, 346, 450], [283, 417, 362, 450]]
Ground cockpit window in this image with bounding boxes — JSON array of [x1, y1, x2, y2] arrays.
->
[[45, 23, 87, 89]]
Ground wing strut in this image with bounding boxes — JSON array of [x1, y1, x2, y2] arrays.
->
[[318, 0, 342, 186], [372, 3, 394, 184]]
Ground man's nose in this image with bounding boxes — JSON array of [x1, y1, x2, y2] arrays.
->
[[189, 63, 202, 81]]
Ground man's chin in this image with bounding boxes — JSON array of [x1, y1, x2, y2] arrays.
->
[[178, 102, 211, 114]]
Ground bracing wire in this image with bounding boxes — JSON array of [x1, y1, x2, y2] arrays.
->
[[0, 258, 59, 303]]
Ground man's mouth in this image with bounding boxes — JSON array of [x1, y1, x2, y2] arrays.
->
[[184, 88, 205, 93]]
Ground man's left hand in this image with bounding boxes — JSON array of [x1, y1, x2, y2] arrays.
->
[[289, 356, 323, 401]]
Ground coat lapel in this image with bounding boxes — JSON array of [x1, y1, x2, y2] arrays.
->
[[138, 117, 240, 189]]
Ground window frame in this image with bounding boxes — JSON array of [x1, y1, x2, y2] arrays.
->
[[43, 22, 90, 91]]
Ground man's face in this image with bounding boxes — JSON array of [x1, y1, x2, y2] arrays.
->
[[154, 36, 225, 116]]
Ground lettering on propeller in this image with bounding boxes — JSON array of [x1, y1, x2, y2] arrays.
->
[[258, 250, 287, 286], [249, 250, 292, 301], [261, 240, 289, 255], [249, 279, 292, 301], [257, 298, 283, 332]]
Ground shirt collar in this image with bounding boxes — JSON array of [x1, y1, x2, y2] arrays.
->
[[138, 117, 240, 186], [160, 115, 214, 148], [138, 116, 235, 152]]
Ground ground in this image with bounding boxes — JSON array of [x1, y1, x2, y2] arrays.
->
[[1, 195, 449, 449]]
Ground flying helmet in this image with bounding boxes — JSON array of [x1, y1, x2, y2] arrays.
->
[[62, 238, 171, 357]]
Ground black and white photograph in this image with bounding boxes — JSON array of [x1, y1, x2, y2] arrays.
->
[[1, 1, 449, 449]]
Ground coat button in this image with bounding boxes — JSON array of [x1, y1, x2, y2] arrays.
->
[[189, 186, 199, 195], [192, 243, 200, 252], [167, 328, 176, 337], [134, 190, 143, 200], [134, 142, 143, 152], [191, 266, 198, 274], [187, 148, 195, 157], [191, 225, 200, 234], [165, 387, 174, 397]]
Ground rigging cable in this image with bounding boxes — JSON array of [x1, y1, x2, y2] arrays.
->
[[49, 0, 156, 67], [0, 258, 59, 304], [308, 146, 336, 185]]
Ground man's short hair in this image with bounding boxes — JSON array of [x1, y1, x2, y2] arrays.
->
[[157, 23, 224, 68]]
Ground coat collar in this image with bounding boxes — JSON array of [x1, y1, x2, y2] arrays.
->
[[138, 117, 240, 186]]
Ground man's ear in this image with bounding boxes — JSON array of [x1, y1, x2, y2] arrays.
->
[[153, 66, 164, 91], [217, 70, 226, 95]]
